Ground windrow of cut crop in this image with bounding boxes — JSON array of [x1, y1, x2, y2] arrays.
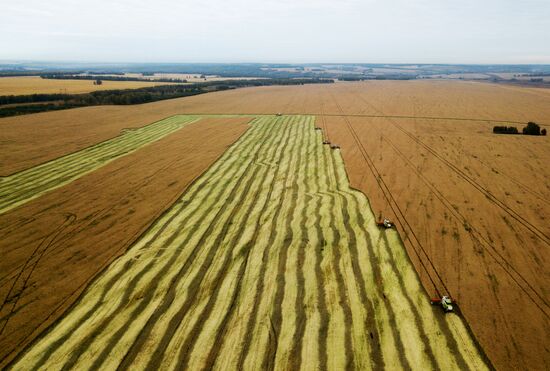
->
[[0, 115, 199, 214], [12, 115, 489, 371]]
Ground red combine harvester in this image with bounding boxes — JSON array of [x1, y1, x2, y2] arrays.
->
[[376, 218, 393, 229], [430, 296, 454, 313]]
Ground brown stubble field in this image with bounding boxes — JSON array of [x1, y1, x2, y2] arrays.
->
[[1, 80, 549, 369], [0, 117, 250, 368]]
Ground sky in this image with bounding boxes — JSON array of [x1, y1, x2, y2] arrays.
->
[[1, 0, 550, 64]]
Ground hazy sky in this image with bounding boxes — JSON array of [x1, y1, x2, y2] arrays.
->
[[2, 0, 549, 63]]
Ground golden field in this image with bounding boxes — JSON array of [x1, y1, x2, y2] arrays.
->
[[0, 76, 180, 96], [1, 80, 549, 370]]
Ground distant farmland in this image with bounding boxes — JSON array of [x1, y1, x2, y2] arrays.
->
[[0, 76, 180, 95]]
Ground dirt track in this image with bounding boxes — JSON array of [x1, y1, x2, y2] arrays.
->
[[12, 116, 488, 370], [0, 116, 250, 368]]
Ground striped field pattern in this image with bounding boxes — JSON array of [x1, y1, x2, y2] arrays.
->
[[12, 115, 488, 370], [0, 115, 199, 214]]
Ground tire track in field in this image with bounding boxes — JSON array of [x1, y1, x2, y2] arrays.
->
[[0, 144, 215, 363], [0, 213, 76, 336], [456, 146, 550, 207]]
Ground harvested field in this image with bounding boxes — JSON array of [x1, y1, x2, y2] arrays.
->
[[0, 76, 179, 95], [0, 116, 250, 368], [12, 116, 488, 370], [2, 80, 549, 368], [0, 115, 201, 213]]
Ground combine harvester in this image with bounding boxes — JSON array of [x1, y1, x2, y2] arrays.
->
[[430, 296, 455, 313], [376, 218, 394, 229]]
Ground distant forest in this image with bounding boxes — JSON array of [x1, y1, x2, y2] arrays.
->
[[0, 78, 334, 117]]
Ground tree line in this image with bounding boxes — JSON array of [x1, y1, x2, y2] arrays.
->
[[493, 122, 547, 136], [40, 74, 189, 83]]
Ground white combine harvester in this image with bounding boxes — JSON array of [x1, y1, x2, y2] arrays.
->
[[376, 218, 393, 229], [430, 296, 454, 313]]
